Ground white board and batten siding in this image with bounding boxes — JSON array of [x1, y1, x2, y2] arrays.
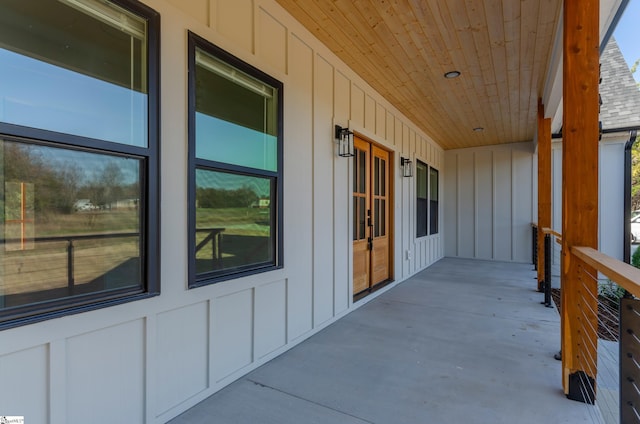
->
[[444, 142, 536, 262], [0, 1, 444, 423], [441, 136, 626, 267], [551, 137, 626, 261]]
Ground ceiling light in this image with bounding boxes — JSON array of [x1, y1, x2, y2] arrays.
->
[[473, 127, 484, 132], [444, 71, 461, 79]]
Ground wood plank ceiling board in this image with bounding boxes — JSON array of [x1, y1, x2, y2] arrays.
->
[[485, 3, 508, 142], [275, 0, 563, 150], [342, 0, 456, 140]]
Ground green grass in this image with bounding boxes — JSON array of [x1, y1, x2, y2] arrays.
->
[[34, 210, 139, 237], [196, 207, 270, 236], [1, 209, 142, 300], [3, 209, 140, 259], [633, 246, 640, 269]]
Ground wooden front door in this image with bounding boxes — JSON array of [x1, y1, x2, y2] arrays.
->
[[352, 137, 391, 296]]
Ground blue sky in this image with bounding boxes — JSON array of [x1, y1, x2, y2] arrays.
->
[[615, 0, 640, 82], [0, 48, 147, 147]]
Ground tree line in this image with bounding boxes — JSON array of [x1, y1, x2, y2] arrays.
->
[[3, 142, 138, 216], [626, 59, 639, 211], [196, 186, 258, 209]]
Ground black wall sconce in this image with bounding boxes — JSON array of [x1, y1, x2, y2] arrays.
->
[[400, 157, 413, 177], [335, 125, 354, 157]]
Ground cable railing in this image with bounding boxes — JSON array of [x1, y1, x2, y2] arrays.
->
[[620, 297, 640, 423], [534, 223, 640, 423], [540, 227, 562, 308], [568, 246, 640, 423], [551, 233, 562, 293], [532, 223, 538, 271]]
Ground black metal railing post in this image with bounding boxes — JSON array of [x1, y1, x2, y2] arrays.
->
[[532, 225, 538, 270], [543, 234, 552, 307], [620, 297, 640, 422], [67, 239, 75, 290]]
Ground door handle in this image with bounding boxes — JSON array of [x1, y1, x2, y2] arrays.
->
[[368, 237, 373, 251]]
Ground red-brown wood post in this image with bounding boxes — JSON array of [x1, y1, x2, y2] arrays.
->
[[561, 0, 600, 402], [537, 100, 551, 291]]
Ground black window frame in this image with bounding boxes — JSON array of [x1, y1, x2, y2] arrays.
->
[[416, 160, 439, 237], [0, 0, 160, 330], [187, 32, 284, 288], [416, 159, 428, 238], [429, 166, 439, 235]]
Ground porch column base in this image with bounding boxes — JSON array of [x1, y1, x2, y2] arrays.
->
[[567, 371, 595, 404]]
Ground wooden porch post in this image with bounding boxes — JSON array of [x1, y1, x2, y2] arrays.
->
[[561, 0, 599, 402], [537, 99, 551, 291]]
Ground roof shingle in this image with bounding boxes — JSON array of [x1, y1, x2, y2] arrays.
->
[[599, 37, 640, 130]]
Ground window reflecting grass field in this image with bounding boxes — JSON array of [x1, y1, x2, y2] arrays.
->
[[1, 210, 140, 308]]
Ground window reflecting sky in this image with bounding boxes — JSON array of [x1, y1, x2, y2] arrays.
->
[[1, 139, 140, 186], [196, 113, 277, 172], [0, 49, 147, 147], [196, 168, 270, 198]]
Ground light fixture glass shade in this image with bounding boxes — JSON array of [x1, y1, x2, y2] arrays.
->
[[335, 125, 354, 157], [401, 157, 413, 177]]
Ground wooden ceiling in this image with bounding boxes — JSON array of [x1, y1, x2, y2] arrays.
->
[[275, 0, 562, 150]]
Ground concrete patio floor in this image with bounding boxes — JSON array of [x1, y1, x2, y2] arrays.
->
[[169, 257, 600, 424]]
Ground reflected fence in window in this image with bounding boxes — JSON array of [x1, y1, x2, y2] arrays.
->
[[195, 227, 225, 271], [194, 227, 273, 276], [1, 232, 140, 309]]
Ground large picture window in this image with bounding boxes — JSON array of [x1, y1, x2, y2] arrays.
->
[[0, 0, 159, 328], [188, 32, 283, 286], [416, 161, 439, 237]]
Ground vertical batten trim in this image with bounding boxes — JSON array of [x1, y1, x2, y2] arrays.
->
[[144, 315, 156, 422], [49, 340, 66, 424], [208, 299, 216, 385], [333, 125, 339, 313], [473, 151, 477, 258], [210, 0, 218, 31], [510, 149, 515, 261], [456, 153, 461, 257], [492, 150, 497, 260], [250, 288, 256, 363], [493, 150, 497, 259], [250, 0, 256, 55], [310, 51, 316, 329]]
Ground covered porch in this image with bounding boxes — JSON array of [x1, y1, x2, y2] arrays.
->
[[2, 0, 639, 422], [170, 258, 597, 424]]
